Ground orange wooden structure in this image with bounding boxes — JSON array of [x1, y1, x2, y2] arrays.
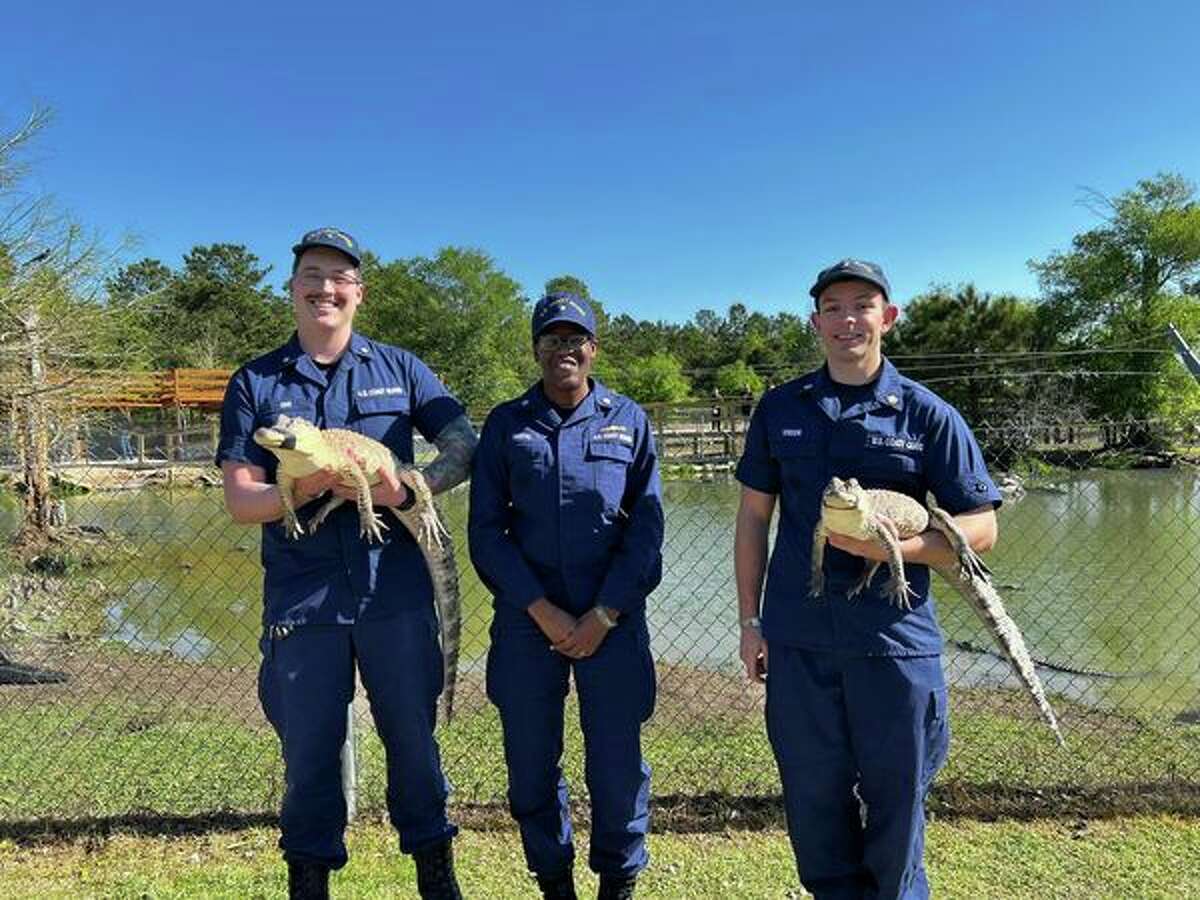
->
[[4, 369, 234, 410]]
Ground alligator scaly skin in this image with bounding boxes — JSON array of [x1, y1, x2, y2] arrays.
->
[[392, 464, 460, 725], [813, 476, 1065, 747], [253, 415, 461, 725]]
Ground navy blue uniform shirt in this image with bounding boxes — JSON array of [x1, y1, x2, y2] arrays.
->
[[736, 359, 1002, 656], [217, 332, 464, 627], [469, 379, 664, 621]]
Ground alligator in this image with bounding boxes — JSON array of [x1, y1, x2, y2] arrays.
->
[[253, 415, 460, 724], [811, 476, 1065, 747], [947, 639, 1153, 680], [0, 646, 67, 685]]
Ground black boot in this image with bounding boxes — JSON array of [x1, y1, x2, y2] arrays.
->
[[287, 861, 330, 900], [597, 873, 636, 900], [413, 840, 463, 900], [535, 868, 578, 899]]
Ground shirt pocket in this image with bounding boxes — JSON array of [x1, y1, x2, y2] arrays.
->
[[769, 438, 823, 486], [507, 434, 554, 494], [856, 449, 922, 490], [350, 392, 412, 447], [587, 439, 635, 509]]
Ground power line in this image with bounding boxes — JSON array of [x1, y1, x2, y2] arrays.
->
[[680, 347, 1176, 378], [888, 348, 1171, 362], [917, 369, 1166, 385]]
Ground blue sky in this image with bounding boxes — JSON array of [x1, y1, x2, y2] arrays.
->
[[5, 1, 1199, 321]]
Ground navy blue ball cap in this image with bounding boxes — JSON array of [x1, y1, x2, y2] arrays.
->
[[532, 291, 597, 340], [292, 227, 363, 266], [809, 258, 891, 303]]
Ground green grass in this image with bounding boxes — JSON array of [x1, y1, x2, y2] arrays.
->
[[0, 816, 1197, 898], [1, 687, 1197, 822], [0, 705, 282, 818]]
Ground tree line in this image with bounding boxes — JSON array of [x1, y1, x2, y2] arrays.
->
[[3, 108, 1199, 438]]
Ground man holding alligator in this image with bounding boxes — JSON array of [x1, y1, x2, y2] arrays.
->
[[217, 227, 476, 899], [734, 259, 1002, 899]]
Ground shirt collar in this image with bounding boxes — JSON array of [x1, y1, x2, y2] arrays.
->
[[281, 331, 372, 382], [802, 358, 904, 420], [871, 358, 905, 410], [522, 378, 607, 429]]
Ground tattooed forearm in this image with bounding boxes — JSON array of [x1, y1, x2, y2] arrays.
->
[[421, 415, 478, 495]]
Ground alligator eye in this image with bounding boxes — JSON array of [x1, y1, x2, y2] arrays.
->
[[281, 434, 296, 450]]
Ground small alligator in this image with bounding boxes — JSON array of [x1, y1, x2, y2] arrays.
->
[[948, 639, 1153, 680], [0, 647, 67, 685], [253, 415, 460, 724], [811, 476, 1065, 747]]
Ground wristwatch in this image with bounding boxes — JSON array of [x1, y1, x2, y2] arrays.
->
[[740, 615, 762, 629], [396, 484, 416, 511], [593, 606, 618, 630]]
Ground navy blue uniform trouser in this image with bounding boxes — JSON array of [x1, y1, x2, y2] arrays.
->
[[258, 610, 458, 868], [766, 647, 949, 900], [486, 611, 656, 878]]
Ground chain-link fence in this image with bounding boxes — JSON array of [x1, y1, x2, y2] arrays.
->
[[1, 411, 1199, 826]]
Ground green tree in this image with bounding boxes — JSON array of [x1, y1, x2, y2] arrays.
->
[[0, 107, 122, 537], [1031, 173, 1200, 337], [101, 258, 176, 369], [610, 351, 691, 403], [714, 359, 764, 396], [359, 247, 534, 412], [108, 246, 291, 369], [543, 274, 593, 301], [1029, 173, 1200, 433], [165, 244, 292, 367], [887, 284, 1038, 426]]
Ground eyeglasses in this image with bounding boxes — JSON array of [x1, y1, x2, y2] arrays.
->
[[536, 333, 593, 353], [295, 272, 362, 288]]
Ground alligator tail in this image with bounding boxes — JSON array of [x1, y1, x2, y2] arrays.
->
[[392, 467, 462, 727], [928, 507, 1064, 747]]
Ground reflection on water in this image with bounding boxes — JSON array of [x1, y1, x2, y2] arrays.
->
[[2, 467, 1198, 715], [106, 600, 215, 662]]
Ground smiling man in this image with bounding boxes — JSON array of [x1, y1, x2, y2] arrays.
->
[[217, 227, 476, 899], [734, 259, 1001, 899], [468, 292, 664, 900]]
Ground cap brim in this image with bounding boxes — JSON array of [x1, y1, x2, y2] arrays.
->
[[533, 315, 595, 338], [810, 274, 889, 302], [292, 241, 361, 266]]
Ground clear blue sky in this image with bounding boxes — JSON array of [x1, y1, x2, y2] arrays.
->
[[5, 1, 1199, 321]]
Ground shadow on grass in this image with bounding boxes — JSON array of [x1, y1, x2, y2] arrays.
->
[[931, 779, 1200, 821], [5, 781, 1198, 847], [0, 811, 279, 846]]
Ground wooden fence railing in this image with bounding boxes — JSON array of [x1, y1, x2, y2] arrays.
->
[[2, 369, 232, 410]]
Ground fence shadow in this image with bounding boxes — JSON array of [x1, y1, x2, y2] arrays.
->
[[5, 781, 1199, 848]]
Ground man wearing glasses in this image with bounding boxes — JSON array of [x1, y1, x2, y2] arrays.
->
[[217, 228, 476, 899], [468, 292, 664, 900]]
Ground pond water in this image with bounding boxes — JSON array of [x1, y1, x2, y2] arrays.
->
[[3, 468, 1198, 715]]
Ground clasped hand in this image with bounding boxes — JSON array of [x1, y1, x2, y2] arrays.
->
[[529, 599, 611, 659]]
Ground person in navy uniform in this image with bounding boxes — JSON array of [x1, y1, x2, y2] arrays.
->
[[734, 259, 1002, 899], [469, 292, 663, 900], [217, 227, 476, 900]]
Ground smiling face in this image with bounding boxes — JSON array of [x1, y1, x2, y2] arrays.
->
[[810, 278, 898, 383], [290, 246, 364, 344], [535, 323, 597, 407]]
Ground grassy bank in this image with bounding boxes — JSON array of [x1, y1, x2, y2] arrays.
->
[[1, 815, 1197, 898], [1, 669, 1197, 823]]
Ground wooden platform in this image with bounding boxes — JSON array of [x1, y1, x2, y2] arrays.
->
[[2, 368, 231, 410]]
